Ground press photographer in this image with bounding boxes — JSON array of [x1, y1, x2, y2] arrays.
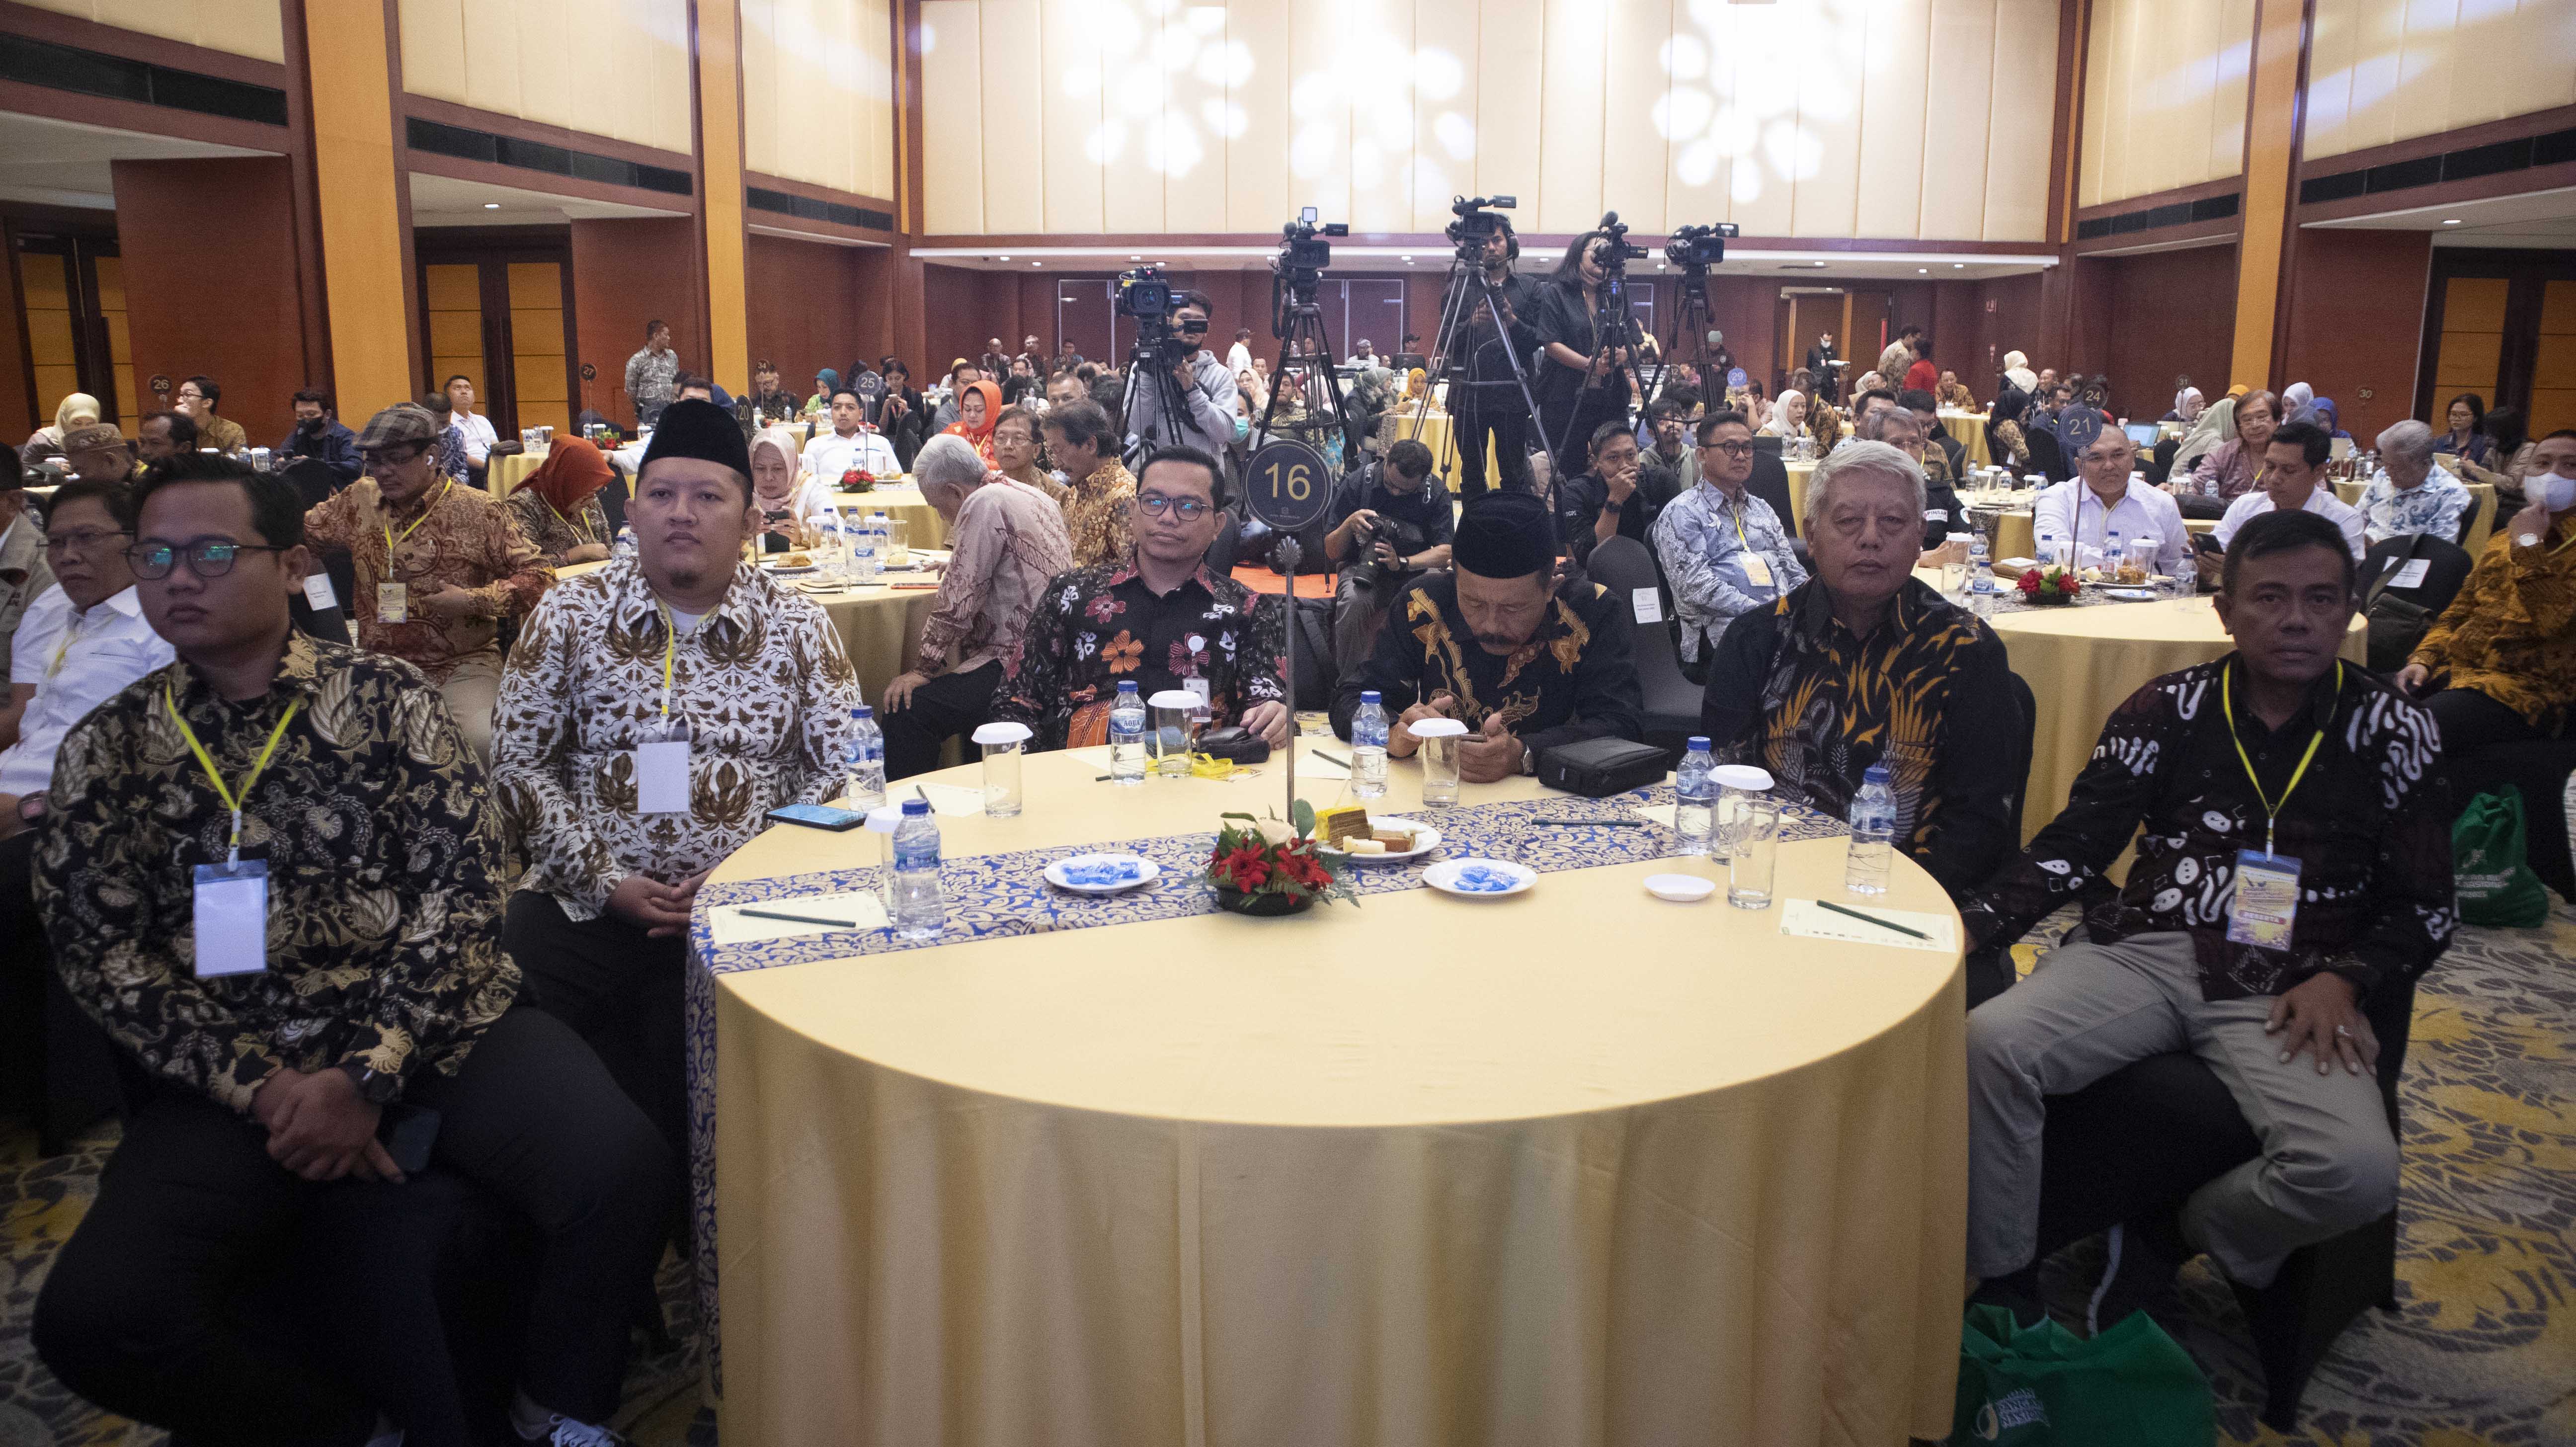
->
[[1533, 216, 1648, 481], [1324, 438, 1453, 671], [1120, 270, 1239, 459], [1444, 197, 1541, 499]]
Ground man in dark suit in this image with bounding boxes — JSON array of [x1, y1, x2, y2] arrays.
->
[[1805, 332, 1842, 403]]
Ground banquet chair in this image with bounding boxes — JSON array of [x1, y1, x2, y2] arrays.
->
[[2145, 438, 2180, 486], [2026, 427, 2071, 483], [1581, 536, 1697, 755], [2031, 960, 2417, 1432], [1963, 671, 2038, 1008]]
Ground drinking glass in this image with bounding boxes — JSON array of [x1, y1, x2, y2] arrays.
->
[[1413, 718, 1467, 807], [884, 517, 911, 566], [1727, 794, 1782, 909], [971, 723, 1031, 817], [1711, 764, 1775, 860], [1147, 690, 1202, 776]]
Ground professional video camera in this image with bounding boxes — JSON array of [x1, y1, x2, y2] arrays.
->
[[1445, 194, 1518, 251], [1275, 207, 1348, 278], [1116, 263, 1173, 322], [1594, 212, 1650, 265], [1664, 222, 1740, 269]]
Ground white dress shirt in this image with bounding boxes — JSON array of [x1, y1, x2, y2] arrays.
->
[[1, 584, 176, 797], [452, 408, 499, 464], [2031, 477, 2190, 576], [2212, 485, 2369, 561], [801, 427, 902, 484], [1226, 341, 1254, 377]]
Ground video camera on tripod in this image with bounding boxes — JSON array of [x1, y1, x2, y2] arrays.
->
[[1117, 264, 1193, 364], [1664, 222, 1740, 269], [1445, 194, 1518, 256], [1270, 206, 1348, 331]]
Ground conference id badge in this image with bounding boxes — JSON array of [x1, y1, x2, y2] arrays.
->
[[302, 573, 338, 611], [191, 861, 269, 977], [1184, 676, 1212, 711], [2388, 558, 2431, 590], [2226, 850, 2302, 951], [1742, 554, 1775, 590], [377, 581, 408, 624], [634, 720, 692, 815]]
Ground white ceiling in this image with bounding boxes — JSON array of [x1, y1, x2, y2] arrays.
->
[[408, 170, 684, 226], [909, 243, 2055, 280], [2306, 184, 2576, 249], [0, 110, 274, 210]]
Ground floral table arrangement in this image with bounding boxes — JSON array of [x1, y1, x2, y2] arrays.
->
[[2018, 562, 2082, 605], [839, 468, 879, 493], [1207, 804, 1355, 916]]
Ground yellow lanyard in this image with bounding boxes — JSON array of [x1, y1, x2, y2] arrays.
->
[[554, 498, 596, 546], [48, 610, 88, 678], [162, 682, 302, 865], [382, 481, 451, 567], [652, 599, 685, 721], [2221, 660, 2337, 858]]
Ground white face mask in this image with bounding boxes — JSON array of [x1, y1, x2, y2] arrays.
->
[[2538, 470, 2576, 513]]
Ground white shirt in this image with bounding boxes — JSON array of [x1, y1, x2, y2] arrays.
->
[[801, 428, 901, 485], [2031, 477, 2190, 576], [2212, 485, 2369, 561], [452, 408, 499, 464], [1226, 342, 1255, 377], [1, 585, 175, 797]]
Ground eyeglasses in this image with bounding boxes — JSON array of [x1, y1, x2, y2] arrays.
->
[[361, 444, 426, 469], [45, 527, 129, 556], [127, 540, 289, 580], [1177, 320, 1211, 334], [1132, 493, 1212, 521], [1698, 441, 1755, 458]]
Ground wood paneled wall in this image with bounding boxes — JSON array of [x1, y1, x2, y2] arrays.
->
[[15, 0, 282, 60], [2077, 0, 2254, 209], [2304, 0, 2576, 162], [746, 235, 886, 386], [569, 216, 701, 427], [2277, 228, 2429, 445], [112, 158, 310, 446], [742, 0, 897, 200], [918, 0, 2059, 242], [2061, 245, 2240, 421], [398, 0, 694, 156]]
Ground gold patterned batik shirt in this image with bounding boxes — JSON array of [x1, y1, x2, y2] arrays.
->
[[491, 556, 862, 920], [502, 486, 613, 568], [1059, 458, 1138, 569], [304, 477, 554, 682], [2411, 512, 2576, 730], [33, 634, 521, 1114]]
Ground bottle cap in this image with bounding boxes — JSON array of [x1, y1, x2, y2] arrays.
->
[[853, 704, 873, 719], [1864, 763, 1891, 783], [1361, 690, 1382, 703], [902, 798, 929, 815], [1686, 735, 1711, 751], [1117, 678, 1139, 692]]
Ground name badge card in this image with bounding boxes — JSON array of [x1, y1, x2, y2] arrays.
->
[[377, 581, 408, 624], [192, 861, 270, 976], [634, 719, 692, 815], [1742, 554, 1774, 589], [303, 573, 338, 611], [1183, 676, 1213, 712], [2225, 851, 2302, 950]]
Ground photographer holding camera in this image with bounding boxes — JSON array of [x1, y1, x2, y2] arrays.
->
[[1533, 225, 1645, 483], [1448, 210, 1541, 500], [1123, 288, 1240, 460], [1324, 438, 1453, 672]]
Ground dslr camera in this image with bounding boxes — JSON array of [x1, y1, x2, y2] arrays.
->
[[1664, 222, 1739, 269]]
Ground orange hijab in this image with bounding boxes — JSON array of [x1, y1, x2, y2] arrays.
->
[[525, 436, 614, 517], [945, 380, 1004, 461]]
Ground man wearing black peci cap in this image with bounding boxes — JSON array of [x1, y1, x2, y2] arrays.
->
[[1335, 490, 1642, 782]]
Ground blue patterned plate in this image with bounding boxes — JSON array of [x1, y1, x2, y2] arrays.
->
[[1044, 853, 1162, 894], [1423, 858, 1536, 898]]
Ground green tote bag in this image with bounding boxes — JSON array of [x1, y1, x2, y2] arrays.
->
[[2454, 785, 2550, 929], [1950, 1303, 2214, 1446]]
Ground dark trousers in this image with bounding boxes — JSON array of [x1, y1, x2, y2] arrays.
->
[[2427, 687, 2546, 755], [1452, 403, 1533, 500], [882, 660, 1002, 780], [1541, 390, 1626, 486], [0, 827, 121, 1150], [504, 891, 690, 1223], [32, 1007, 670, 1442]]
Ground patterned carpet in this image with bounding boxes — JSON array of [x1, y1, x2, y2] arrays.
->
[[6, 907, 2571, 1447]]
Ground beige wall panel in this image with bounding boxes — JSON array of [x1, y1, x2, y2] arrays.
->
[[740, 0, 781, 178], [1723, 3, 1796, 235], [2101, 0, 2141, 205], [1920, 0, 1996, 241], [1534, 0, 1608, 233], [556, 0, 617, 155], [399, 0, 468, 108], [1217, 0, 1283, 232], [2403, 0, 2465, 136], [649, 0, 696, 154], [2076, 0, 2110, 208], [2338, 0, 2411, 156], [2305, 0, 2576, 160], [19, 0, 281, 60], [856, 0, 897, 197], [922, 0, 987, 233], [2305, 0, 2355, 160], [2079, 0, 2248, 207], [2155, 0, 2216, 198], [980, 0, 1047, 233], [2210, 0, 2253, 179], [1163, 4, 1231, 232], [1338, 0, 1415, 233], [1982, 0, 2054, 239], [1042, 0, 1109, 231], [1409, 0, 1480, 231], [1285, 0, 1351, 227], [514, 0, 573, 130], [459, 0, 520, 117], [1099, 0, 1166, 230], [1473, 0, 1545, 219], [1851, 0, 1932, 238], [1600, 0, 1670, 234], [1661, 0, 1731, 230]]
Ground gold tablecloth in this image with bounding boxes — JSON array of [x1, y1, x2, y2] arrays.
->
[[817, 483, 950, 551], [1982, 594, 2369, 844], [1390, 410, 1458, 475], [1936, 410, 1992, 469], [1784, 458, 1818, 522], [488, 448, 546, 497], [705, 739, 1969, 1445]]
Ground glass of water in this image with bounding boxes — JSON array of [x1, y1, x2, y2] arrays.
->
[[1727, 793, 1782, 908], [971, 722, 1031, 817], [1147, 690, 1201, 776], [1413, 717, 1467, 806]]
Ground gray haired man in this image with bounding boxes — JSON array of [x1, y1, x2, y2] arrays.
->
[[2360, 419, 2474, 545]]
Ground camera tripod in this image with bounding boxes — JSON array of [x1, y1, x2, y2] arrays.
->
[[1118, 314, 1204, 461], [1255, 268, 1360, 465], [1411, 233, 1547, 497], [1545, 213, 1648, 472], [1636, 261, 1714, 415]]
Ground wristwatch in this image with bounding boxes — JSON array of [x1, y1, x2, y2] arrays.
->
[[2517, 531, 2544, 549], [335, 1060, 400, 1105]]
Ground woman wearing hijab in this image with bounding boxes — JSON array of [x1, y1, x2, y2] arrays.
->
[[2001, 351, 2037, 396], [806, 367, 841, 416], [2164, 386, 2205, 424], [2308, 397, 2351, 440], [1762, 388, 1810, 440], [942, 379, 1004, 463], [21, 391, 101, 465], [748, 424, 835, 553], [2281, 381, 2314, 418], [2172, 393, 2235, 473], [500, 436, 617, 566]]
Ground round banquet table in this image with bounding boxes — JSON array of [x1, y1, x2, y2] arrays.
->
[[694, 736, 1969, 1446], [1960, 582, 2370, 844], [1784, 457, 1818, 520], [557, 558, 941, 706], [1390, 409, 1458, 475], [815, 482, 951, 550], [488, 448, 546, 496], [1936, 409, 1992, 469]]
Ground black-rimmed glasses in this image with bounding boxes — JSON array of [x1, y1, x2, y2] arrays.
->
[[127, 541, 289, 580], [1131, 494, 1212, 521]]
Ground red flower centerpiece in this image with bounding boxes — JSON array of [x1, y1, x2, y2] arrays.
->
[[839, 467, 878, 493], [2018, 563, 2081, 605], [1207, 804, 1356, 916]]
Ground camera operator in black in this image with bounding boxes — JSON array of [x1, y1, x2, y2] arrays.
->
[[1324, 438, 1453, 673], [1532, 229, 1641, 485], [1450, 219, 1541, 501], [1123, 289, 1239, 459]]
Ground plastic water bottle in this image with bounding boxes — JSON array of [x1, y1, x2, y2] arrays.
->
[[850, 517, 880, 582], [1107, 680, 1147, 786], [1351, 690, 1389, 799], [613, 523, 638, 560], [1675, 736, 1715, 856], [1967, 530, 1992, 616], [1845, 763, 1896, 896], [2103, 528, 2121, 576], [890, 799, 944, 940], [868, 512, 891, 567], [843, 705, 885, 810]]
